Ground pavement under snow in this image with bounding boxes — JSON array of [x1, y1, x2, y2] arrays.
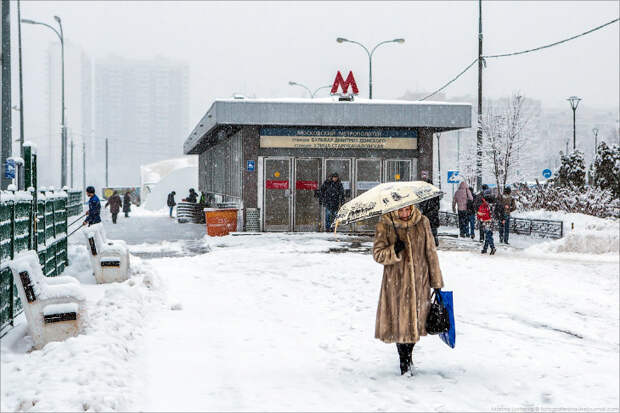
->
[[1, 208, 618, 412]]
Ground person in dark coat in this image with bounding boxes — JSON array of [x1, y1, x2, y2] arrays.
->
[[105, 191, 122, 224], [167, 191, 176, 218], [498, 187, 517, 244], [418, 179, 440, 247], [83, 186, 101, 226], [123, 192, 131, 218], [184, 188, 198, 203], [318, 173, 346, 232], [452, 181, 473, 237], [466, 186, 477, 239]]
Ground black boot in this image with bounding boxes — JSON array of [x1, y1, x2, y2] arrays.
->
[[396, 343, 414, 375]]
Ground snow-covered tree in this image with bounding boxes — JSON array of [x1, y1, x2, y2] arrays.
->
[[514, 180, 619, 218], [554, 150, 586, 189], [480, 93, 535, 192], [457, 139, 478, 187], [590, 141, 620, 198]]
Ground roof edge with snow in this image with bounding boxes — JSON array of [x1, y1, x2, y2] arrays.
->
[[184, 97, 472, 154]]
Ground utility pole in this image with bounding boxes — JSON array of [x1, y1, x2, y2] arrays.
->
[[105, 138, 109, 187], [17, 0, 25, 189], [70, 138, 74, 188], [436, 133, 442, 190], [1, 0, 12, 190], [475, 0, 483, 192], [82, 142, 85, 202]]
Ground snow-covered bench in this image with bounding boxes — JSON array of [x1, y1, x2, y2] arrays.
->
[[8, 250, 87, 349], [83, 223, 130, 283]]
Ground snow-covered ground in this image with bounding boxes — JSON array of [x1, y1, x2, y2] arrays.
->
[[1, 209, 618, 412]]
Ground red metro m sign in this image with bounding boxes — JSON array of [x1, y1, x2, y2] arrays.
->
[[330, 71, 359, 95]]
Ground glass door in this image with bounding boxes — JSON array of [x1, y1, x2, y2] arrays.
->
[[294, 158, 322, 231], [384, 160, 412, 182], [263, 158, 291, 231], [354, 158, 382, 232], [324, 158, 352, 232]]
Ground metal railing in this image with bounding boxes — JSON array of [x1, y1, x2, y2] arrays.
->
[[0, 188, 82, 336], [438, 211, 563, 239]]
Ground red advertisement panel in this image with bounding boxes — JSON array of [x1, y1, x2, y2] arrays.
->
[[295, 180, 318, 190], [266, 180, 289, 190]]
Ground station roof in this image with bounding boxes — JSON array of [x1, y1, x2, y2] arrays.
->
[[184, 97, 472, 154]]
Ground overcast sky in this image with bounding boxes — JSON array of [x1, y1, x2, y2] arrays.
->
[[11, 1, 620, 133]]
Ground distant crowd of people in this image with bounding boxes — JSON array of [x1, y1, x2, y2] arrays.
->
[[82, 186, 133, 227], [452, 182, 516, 255], [166, 188, 212, 218]]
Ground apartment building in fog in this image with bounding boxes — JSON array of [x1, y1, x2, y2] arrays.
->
[[94, 56, 189, 189]]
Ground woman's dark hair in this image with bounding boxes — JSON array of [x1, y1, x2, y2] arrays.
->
[[504, 186, 512, 194]]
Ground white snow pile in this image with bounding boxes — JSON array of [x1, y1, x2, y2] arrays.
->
[[517, 210, 619, 255], [0, 246, 166, 412], [130, 205, 169, 217]]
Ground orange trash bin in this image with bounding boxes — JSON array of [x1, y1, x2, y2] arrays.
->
[[204, 208, 238, 236]]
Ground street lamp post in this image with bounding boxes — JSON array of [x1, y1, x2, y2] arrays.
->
[[288, 81, 312, 98], [567, 96, 581, 151], [288, 81, 331, 98], [336, 37, 404, 99], [22, 16, 66, 187], [592, 127, 599, 156]]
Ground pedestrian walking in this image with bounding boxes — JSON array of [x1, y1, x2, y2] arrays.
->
[[498, 187, 517, 244], [184, 188, 198, 203], [373, 204, 444, 375], [167, 191, 176, 218], [318, 173, 345, 232], [467, 186, 476, 239], [123, 192, 131, 218], [419, 179, 440, 247], [477, 196, 496, 255], [83, 186, 101, 227], [452, 181, 473, 237], [473, 184, 489, 242], [104, 191, 122, 224]]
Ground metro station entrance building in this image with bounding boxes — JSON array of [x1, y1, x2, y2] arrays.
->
[[183, 98, 471, 232]]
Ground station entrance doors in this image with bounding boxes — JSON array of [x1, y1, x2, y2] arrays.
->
[[262, 157, 322, 232]]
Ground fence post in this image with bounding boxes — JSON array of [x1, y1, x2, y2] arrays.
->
[[63, 193, 68, 266], [9, 199, 15, 326]]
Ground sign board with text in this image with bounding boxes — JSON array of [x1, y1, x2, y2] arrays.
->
[[260, 127, 417, 150]]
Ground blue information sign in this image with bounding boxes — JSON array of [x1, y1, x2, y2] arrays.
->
[[542, 168, 552, 179], [4, 159, 15, 179], [247, 160, 256, 172], [447, 170, 460, 184]]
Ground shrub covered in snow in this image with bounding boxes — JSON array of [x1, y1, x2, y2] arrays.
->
[[553, 149, 586, 189], [514, 181, 619, 218], [590, 141, 620, 199]]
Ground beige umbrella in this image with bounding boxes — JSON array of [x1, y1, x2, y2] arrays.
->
[[333, 181, 441, 231]]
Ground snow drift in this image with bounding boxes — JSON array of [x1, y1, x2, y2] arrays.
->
[[142, 166, 197, 211], [518, 210, 619, 255]]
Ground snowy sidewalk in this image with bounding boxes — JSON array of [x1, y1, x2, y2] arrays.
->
[[1, 211, 618, 412], [140, 232, 619, 411]]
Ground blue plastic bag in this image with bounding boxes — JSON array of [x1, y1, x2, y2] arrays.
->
[[438, 290, 455, 348]]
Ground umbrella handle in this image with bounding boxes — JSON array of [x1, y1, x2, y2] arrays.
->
[[333, 221, 339, 234]]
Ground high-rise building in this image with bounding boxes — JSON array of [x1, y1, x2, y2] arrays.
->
[[45, 41, 93, 190], [94, 56, 189, 189]]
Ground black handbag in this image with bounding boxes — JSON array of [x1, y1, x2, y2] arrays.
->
[[426, 290, 451, 335]]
